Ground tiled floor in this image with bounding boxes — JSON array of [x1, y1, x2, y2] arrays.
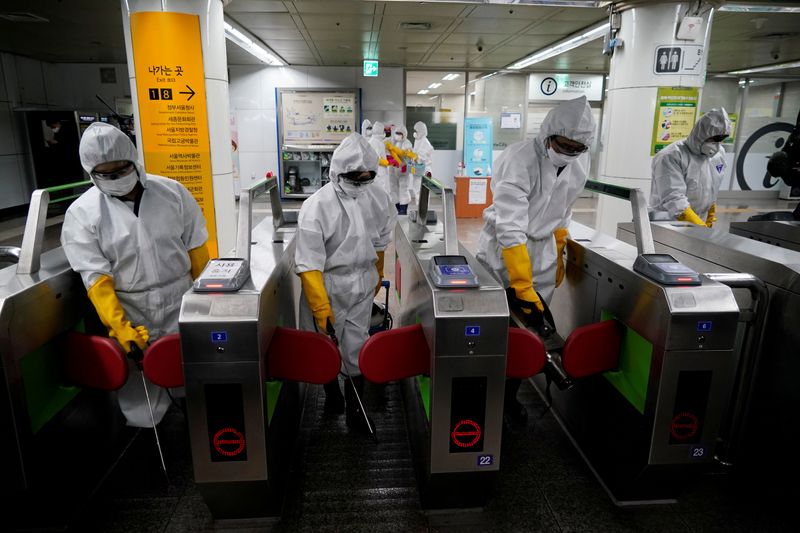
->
[[5, 192, 799, 532]]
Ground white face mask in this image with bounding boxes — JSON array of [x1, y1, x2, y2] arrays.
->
[[51, 126, 61, 133], [94, 169, 139, 196], [701, 142, 720, 157], [547, 146, 580, 167], [339, 180, 367, 198], [395, 134, 404, 142], [413, 132, 419, 139], [365, 127, 372, 135]]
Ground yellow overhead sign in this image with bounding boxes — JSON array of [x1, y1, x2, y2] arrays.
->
[[130, 11, 218, 257]]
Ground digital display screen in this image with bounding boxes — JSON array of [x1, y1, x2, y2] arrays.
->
[[643, 254, 677, 264], [669, 370, 711, 446], [206, 383, 248, 462], [449, 377, 486, 453], [434, 255, 469, 266]]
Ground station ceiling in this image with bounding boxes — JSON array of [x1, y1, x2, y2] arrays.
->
[[0, 0, 798, 77]]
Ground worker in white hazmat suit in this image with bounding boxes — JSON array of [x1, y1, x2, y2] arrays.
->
[[386, 124, 414, 215], [410, 121, 435, 207], [367, 120, 391, 194], [295, 132, 395, 433], [61, 122, 210, 427], [361, 119, 372, 136], [476, 96, 595, 427], [649, 108, 732, 227]]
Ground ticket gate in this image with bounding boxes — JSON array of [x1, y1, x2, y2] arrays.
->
[[618, 219, 800, 474], [179, 178, 330, 520], [533, 181, 755, 505], [729, 219, 800, 253], [2, 190, 135, 529], [373, 179, 511, 508]]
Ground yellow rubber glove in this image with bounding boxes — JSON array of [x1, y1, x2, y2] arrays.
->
[[404, 150, 418, 160], [379, 158, 389, 167], [188, 243, 210, 279], [375, 250, 385, 295], [554, 227, 568, 288], [705, 203, 717, 228], [87, 274, 149, 351], [299, 270, 334, 332], [677, 206, 706, 226], [501, 243, 544, 313]]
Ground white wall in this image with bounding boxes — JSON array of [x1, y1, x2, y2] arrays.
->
[[229, 65, 405, 190], [0, 52, 130, 209]]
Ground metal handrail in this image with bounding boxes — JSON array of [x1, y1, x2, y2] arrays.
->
[[584, 179, 655, 255], [45, 180, 92, 204]]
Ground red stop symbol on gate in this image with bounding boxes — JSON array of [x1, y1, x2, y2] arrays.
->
[[213, 427, 246, 457], [451, 419, 482, 448], [670, 412, 699, 441]]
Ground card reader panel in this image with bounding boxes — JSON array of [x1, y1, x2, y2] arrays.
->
[[194, 258, 251, 292], [429, 255, 479, 288], [633, 254, 701, 286]]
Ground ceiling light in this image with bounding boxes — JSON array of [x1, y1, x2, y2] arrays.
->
[[417, 89, 430, 94], [385, 1, 603, 6], [507, 21, 609, 70], [428, 82, 442, 89], [727, 60, 800, 75], [480, 72, 497, 80], [224, 17, 284, 66], [429, 96, 439, 100], [442, 73, 460, 81], [718, 3, 800, 13]]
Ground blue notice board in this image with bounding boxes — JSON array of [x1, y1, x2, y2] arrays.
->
[[464, 117, 493, 177]]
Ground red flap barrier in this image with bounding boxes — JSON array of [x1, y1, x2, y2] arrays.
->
[[506, 327, 547, 378], [63, 331, 128, 391], [143, 333, 184, 388], [266, 327, 340, 384], [359, 324, 430, 383], [561, 319, 624, 379]]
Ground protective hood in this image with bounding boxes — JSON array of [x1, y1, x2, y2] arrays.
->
[[79, 122, 146, 187], [371, 121, 385, 140], [414, 121, 428, 139], [538, 95, 595, 147], [329, 133, 379, 185], [686, 108, 732, 155], [362, 119, 372, 134], [393, 124, 408, 138]]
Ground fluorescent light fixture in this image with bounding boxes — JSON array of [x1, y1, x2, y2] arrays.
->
[[469, 91, 476, 96], [417, 89, 430, 94], [224, 17, 284, 66], [429, 96, 438, 100], [480, 72, 497, 80], [727, 60, 800, 75], [719, 3, 800, 13], [383, 1, 603, 6], [508, 21, 609, 70], [442, 73, 460, 81], [428, 82, 442, 89]]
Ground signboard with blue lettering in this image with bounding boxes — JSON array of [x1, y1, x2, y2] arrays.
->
[[464, 117, 493, 177]]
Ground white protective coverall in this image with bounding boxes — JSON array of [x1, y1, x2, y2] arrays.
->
[[649, 108, 732, 221], [388, 125, 413, 206], [368, 120, 390, 194], [61, 122, 208, 427], [476, 96, 595, 304], [295, 133, 395, 375], [362, 119, 372, 136], [411, 121, 435, 206]]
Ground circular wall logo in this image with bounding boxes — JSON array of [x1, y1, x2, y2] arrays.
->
[[540, 77, 557, 96]]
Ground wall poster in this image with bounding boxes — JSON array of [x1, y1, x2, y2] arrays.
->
[[651, 87, 700, 155], [279, 89, 358, 145]]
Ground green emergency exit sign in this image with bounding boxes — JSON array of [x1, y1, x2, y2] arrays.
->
[[363, 60, 379, 77]]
